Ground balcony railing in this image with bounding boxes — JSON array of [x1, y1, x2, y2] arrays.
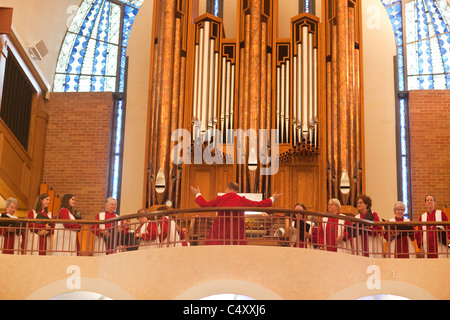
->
[[0, 208, 448, 258]]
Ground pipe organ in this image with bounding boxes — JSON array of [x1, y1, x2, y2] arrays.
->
[[145, 0, 364, 213]]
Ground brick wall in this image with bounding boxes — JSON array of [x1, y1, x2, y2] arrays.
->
[[409, 90, 450, 219], [43, 92, 113, 219]]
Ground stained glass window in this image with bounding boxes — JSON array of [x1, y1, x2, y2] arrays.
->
[[54, 0, 143, 206], [54, 0, 142, 93], [380, 0, 450, 218]]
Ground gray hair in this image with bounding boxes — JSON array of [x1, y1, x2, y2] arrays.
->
[[5, 197, 18, 208], [328, 198, 341, 208], [105, 197, 116, 204], [393, 201, 406, 211]]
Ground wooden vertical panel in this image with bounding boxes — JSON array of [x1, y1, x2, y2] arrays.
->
[[336, 0, 349, 205], [331, 23, 339, 198], [348, 6, 356, 204], [294, 166, 318, 211], [53, 195, 61, 215], [272, 165, 289, 208], [40, 183, 48, 194], [47, 188, 55, 214], [168, 16, 183, 205]]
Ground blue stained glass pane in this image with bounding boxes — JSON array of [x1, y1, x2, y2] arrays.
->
[[397, 46, 405, 91], [399, 99, 407, 156], [214, 0, 220, 16], [386, 3, 403, 47], [112, 155, 120, 200], [122, 6, 139, 48], [115, 101, 123, 154], [425, 0, 448, 35], [305, 0, 310, 13], [416, 0, 429, 41], [380, 0, 402, 8], [401, 156, 409, 217], [438, 34, 450, 73]]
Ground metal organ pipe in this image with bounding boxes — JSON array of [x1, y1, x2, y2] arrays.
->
[[200, 21, 210, 136], [285, 59, 290, 144]]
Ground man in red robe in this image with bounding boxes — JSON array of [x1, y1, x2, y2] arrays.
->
[[191, 182, 282, 245], [416, 195, 450, 258]]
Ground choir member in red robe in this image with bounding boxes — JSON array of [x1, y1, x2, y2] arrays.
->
[[353, 194, 383, 258], [156, 206, 185, 247], [383, 201, 415, 258], [290, 203, 314, 248], [191, 182, 282, 245], [318, 198, 352, 253], [0, 198, 21, 255], [134, 208, 159, 250], [26, 193, 54, 255], [53, 194, 80, 256], [416, 195, 450, 259], [93, 197, 120, 255]]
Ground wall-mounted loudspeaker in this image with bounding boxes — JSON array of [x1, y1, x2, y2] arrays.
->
[[28, 40, 49, 60]]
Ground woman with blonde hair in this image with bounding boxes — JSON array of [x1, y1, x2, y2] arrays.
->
[[384, 201, 415, 258], [318, 198, 352, 253]]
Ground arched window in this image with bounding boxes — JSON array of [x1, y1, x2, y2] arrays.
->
[[53, 0, 143, 207], [381, 0, 450, 218]]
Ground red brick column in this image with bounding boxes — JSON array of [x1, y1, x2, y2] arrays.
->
[[409, 90, 450, 219], [43, 92, 113, 219]]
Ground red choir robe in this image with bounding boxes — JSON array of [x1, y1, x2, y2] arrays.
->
[[27, 210, 54, 255], [94, 211, 119, 255], [139, 222, 159, 242], [417, 210, 449, 259], [353, 211, 383, 257], [158, 216, 183, 247], [318, 214, 352, 252], [195, 192, 273, 245], [383, 217, 415, 259], [137, 221, 159, 249], [53, 208, 80, 256], [0, 213, 21, 254]]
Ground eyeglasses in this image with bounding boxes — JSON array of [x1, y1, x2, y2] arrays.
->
[[356, 201, 364, 205]]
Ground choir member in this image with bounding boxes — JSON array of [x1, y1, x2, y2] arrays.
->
[[191, 182, 282, 245], [0, 198, 22, 255], [93, 197, 119, 255], [384, 201, 415, 259], [353, 194, 383, 258], [417, 195, 450, 258], [52, 194, 80, 256], [134, 208, 159, 250], [318, 198, 352, 253], [26, 193, 54, 255]]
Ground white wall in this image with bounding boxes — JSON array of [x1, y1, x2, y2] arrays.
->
[[119, 0, 153, 214], [361, 0, 398, 219]]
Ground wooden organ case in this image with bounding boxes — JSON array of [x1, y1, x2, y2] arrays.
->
[[144, 0, 365, 214]]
